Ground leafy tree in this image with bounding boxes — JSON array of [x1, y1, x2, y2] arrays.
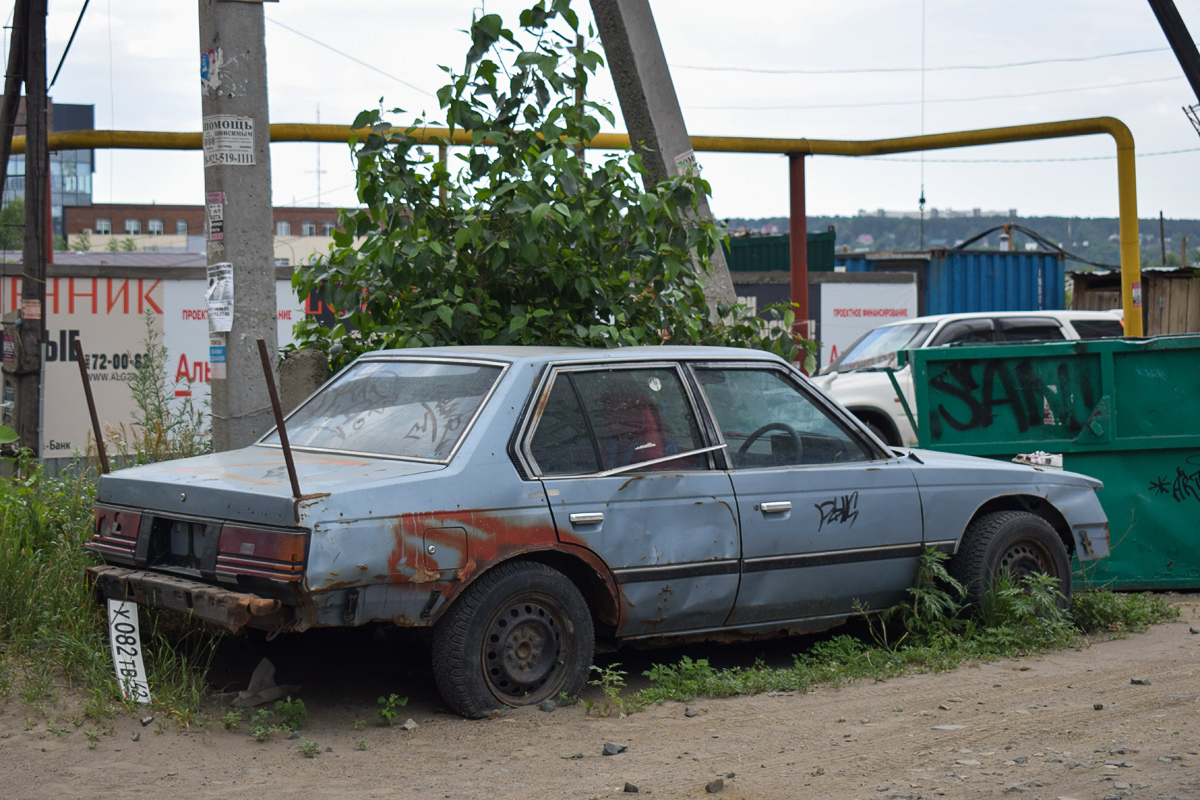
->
[[70, 230, 92, 251], [292, 0, 810, 370], [0, 198, 23, 250]]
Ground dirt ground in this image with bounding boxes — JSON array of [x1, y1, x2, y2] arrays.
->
[[2, 598, 1198, 800]]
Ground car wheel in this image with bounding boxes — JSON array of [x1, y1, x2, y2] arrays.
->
[[864, 419, 895, 446], [431, 561, 594, 718], [948, 510, 1072, 608]]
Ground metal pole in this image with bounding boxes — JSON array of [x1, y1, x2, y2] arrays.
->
[[1146, 0, 1200, 104], [73, 338, 108, 474], [1160, 211, 1166, 265], [17, 0, 47, 459], [17, 116, 1147, 337], [199, 0, 278, 451], [0, 0, 26, 199], [788, 153, 809, 342]]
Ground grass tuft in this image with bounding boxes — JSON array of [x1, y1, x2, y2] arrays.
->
[[630, 549, 1179, 711]]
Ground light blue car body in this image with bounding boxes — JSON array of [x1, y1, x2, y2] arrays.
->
[[86, 345, 1109, 642]]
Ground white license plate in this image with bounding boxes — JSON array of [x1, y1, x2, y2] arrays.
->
[[107, 599, 152, 704]]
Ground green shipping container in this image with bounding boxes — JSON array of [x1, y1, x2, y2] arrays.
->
[[907, 334, 1200, 590], [724, 231, 836, 273]]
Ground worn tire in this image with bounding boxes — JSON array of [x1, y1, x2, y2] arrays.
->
[[948, 510, 1072, 608], [431, 561, 594, 719]]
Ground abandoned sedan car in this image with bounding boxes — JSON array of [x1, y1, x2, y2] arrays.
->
[[86, 346, 1109, 717]]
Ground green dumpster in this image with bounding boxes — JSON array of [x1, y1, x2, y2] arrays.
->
[[907, 334, 1200, 590]]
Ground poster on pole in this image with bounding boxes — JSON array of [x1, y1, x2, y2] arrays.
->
[[202, 115, 255, 167], [206, 263, 234, 333]]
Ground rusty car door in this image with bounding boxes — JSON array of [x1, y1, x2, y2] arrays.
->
[[522, 364, 739, 637], [693, 365, 924, 627]]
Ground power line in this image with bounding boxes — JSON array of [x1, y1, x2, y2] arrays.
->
[[264, 17, 436, 99], [687, 75, 1184, 112], [671, 46, 1172, 76], [861, 147, 1200, 164]]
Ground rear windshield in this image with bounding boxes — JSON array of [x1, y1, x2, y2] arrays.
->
[[823, 322, 936, 373], [261, 359, 503, 461]]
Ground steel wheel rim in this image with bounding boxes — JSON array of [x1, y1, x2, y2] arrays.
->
[[482, 593, 564, 704], [998, 539, 1055, 581]]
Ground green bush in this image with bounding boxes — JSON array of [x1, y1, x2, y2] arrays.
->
[[293, 0, 812, 370]]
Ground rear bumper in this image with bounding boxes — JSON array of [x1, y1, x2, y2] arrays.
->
[[86, 564, 296, 634]]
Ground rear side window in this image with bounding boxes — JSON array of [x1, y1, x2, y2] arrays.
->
[[527, 376, 599, 474], [997, 317, 1066, 343], [929, 318, 995, 347], [1071, 319, 1124, 339], [528, 367, 706, 475]]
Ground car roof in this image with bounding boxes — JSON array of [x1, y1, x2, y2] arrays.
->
[[872, 309, 1120, 328], [356, 344, 784, 367]]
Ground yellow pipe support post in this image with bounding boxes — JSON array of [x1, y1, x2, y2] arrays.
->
[[21, 117, 1142, 335]]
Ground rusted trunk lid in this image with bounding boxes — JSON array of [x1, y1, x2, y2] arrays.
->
[[97, 446, 444, 527]]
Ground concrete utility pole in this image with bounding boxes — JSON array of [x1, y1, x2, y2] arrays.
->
[[16, 0, 48, 458], [589, 0, 737, 314], [198, 0, 278, 451]]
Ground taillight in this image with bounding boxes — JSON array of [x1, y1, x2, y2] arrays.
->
[[216, 524, 307, 581], [88, 505, 142, 562]]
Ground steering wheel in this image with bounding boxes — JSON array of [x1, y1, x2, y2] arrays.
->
[[736, 422, 803, 464]]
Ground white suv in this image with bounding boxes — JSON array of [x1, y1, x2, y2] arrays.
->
[[813, 310, 1124, 446]]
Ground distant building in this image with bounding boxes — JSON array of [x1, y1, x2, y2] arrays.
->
[[3, 98, 95, 239], [856, 207, 1018, 220], [64, 202, 347, 265]]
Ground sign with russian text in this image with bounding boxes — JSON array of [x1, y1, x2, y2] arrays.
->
[[819, 282, 919, 369], [2, 274, 303, 457], [202, 114, 255, 167]]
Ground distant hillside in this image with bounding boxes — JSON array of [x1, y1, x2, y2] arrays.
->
[[723, 215, 1200, 268]]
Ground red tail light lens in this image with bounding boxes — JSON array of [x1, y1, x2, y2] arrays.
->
[[88, 505, 142, 562], [216, 524, 307, 581]]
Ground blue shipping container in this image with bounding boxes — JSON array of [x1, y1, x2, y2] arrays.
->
[[835, 250, 1065, 315]]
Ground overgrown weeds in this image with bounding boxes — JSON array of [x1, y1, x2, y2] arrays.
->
[[86, 311, 211, 469], [1, 313, 217, 727], [630, 550, 1178, 710]]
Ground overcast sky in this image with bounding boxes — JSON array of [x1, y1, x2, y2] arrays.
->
[[12, 0, 1200, 222]]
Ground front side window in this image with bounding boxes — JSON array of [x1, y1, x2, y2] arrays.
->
[[276, 220, 291, 237], [148, 219, 164, 235], [528, 367, 706, 475], [175, 219, 188, 235], [124, 218, 141, 235], [697, 367, 872, 468], [322, 221, 335, 236], [95, 218, 111, 235], [262, 360, 503, 461], [301, 221, 316, 236]]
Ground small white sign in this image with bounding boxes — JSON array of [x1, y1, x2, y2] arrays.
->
[[673, 149, 699, 175], [819, 282, 919, 369], [206, 262, 234, 333], [107, 599, 152, 704], [203, 114, 255, 167]]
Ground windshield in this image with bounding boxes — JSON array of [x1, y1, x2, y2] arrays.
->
[[261, 359, 504, 461], [823, 322, 935, 373]]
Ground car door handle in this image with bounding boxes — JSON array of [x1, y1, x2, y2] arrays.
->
[[757, 501, 792, 514], [569, 512, 604, 525]]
